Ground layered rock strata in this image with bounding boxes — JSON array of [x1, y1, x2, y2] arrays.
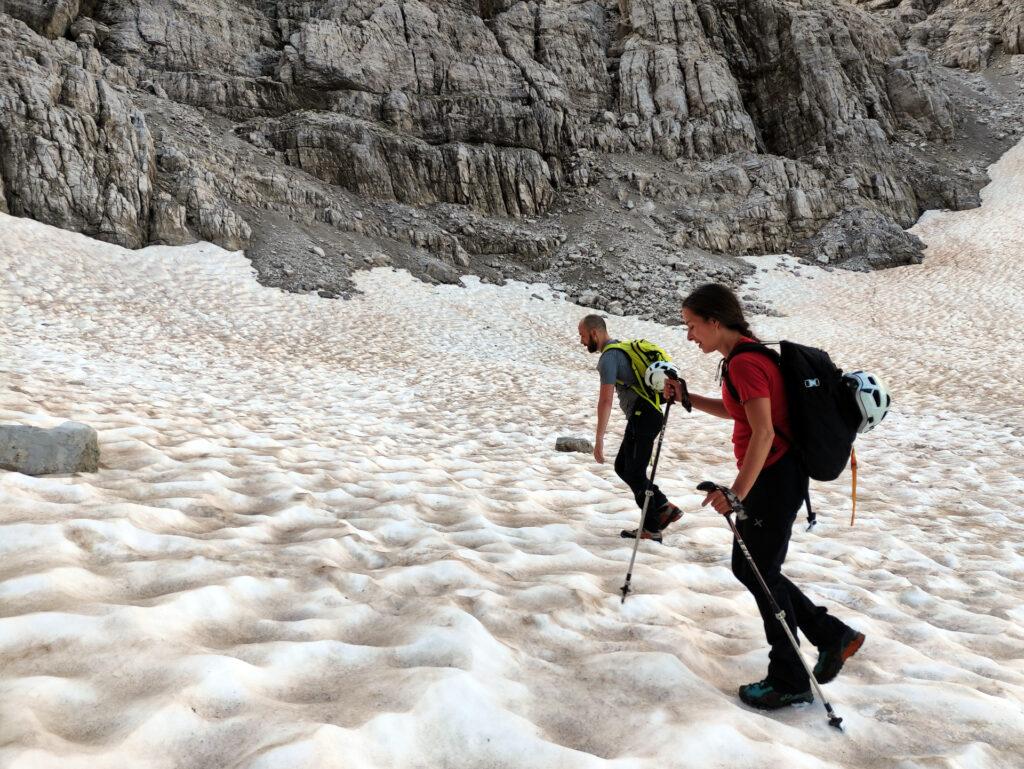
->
[[1, 0, 1021, 320]]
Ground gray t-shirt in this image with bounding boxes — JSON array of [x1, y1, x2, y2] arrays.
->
[[598, 341, 640, 416]]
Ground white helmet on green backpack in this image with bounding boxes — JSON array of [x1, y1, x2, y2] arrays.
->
[[644, 360, 679, 392], [845, 371, 891, 433]]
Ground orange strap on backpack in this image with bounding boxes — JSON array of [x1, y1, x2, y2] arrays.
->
[[849, 447, 858, 526]]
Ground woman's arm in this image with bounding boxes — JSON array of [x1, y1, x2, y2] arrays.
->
[[690, 392, 730, 419], [731, 396, 774, 500], [664, 381, 729, 419]]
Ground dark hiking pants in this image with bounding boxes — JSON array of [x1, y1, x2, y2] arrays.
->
[[614, 400, 668, 529], [732, 451, 850, 692]]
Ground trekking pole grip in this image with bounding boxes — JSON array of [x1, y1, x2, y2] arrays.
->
[[696, 481, 746, 520]]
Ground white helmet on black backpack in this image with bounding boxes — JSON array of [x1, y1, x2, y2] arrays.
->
[[846, 371, 891, 433]]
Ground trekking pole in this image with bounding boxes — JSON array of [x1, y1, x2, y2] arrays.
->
[[696, 481, 845, 732], [619, 400, 672, 604]]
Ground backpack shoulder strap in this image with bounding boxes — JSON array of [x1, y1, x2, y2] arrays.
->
[[601, 341, 635, 375], [723, 341, 794, 448], [600, 342, 632, 382], [721, 341, 779, 401]]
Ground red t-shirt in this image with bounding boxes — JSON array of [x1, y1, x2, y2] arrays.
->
[[721, 340, 791, 469]]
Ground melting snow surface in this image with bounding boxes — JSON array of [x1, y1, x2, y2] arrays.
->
[[2, 141, 1023, 768]]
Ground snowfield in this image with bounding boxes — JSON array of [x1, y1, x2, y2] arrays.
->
[[1, 140, 1023, 769]]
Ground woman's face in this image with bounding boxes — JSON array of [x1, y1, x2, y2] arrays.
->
[[682, 308, 720, 354]]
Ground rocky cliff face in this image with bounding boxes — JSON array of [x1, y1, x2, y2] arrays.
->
[[1, 0, 1021, 320]]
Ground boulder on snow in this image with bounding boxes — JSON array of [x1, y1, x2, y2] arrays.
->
[[0, 421, 100, 476], [555, 436, 594, 454]]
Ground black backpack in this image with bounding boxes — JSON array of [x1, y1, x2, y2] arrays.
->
[[722, 340, 862, 527]]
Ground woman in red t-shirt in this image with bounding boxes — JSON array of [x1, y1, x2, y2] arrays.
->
[[668, 283, 864, 712]]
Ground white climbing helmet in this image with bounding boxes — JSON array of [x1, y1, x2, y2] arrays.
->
[[644, 360, 679, 392], [846, 370, 891, 433]]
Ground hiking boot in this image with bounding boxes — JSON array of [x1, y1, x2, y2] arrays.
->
[[620, 527, 663, 543], [814, 628, 865, 684], [738, 679, 813, 710], [655, 502, 683, 530]]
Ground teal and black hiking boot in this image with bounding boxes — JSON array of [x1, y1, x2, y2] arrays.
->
[[814, 628, 865, 684], [738, 679, 814, 710]]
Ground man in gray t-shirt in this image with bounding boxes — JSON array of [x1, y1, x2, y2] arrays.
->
[[598, 339, 640, 417], [578, 314, 682, 542]]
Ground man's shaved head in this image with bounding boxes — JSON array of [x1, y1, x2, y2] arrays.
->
[[578, 314, 609, 354]]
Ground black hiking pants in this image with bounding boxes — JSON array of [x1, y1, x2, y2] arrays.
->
[[614, 400, 668, 529], [732, 451, 850, 693]]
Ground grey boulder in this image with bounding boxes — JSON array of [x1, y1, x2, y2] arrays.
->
[[555, 437, 594, 454], [0, 421, 100, 475]]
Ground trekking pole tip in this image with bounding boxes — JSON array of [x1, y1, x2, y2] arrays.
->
[[829, 715, 844, 731]]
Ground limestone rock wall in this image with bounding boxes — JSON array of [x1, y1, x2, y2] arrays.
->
[[0, 0, 1021, 314], [0, 15, 154, 247]]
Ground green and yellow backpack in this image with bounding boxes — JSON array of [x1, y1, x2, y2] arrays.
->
[[602, 339, 672, 411]]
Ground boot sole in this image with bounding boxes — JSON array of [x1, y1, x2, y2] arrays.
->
[[620, 529, 663, 543], [738, 690, 814, 710]]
